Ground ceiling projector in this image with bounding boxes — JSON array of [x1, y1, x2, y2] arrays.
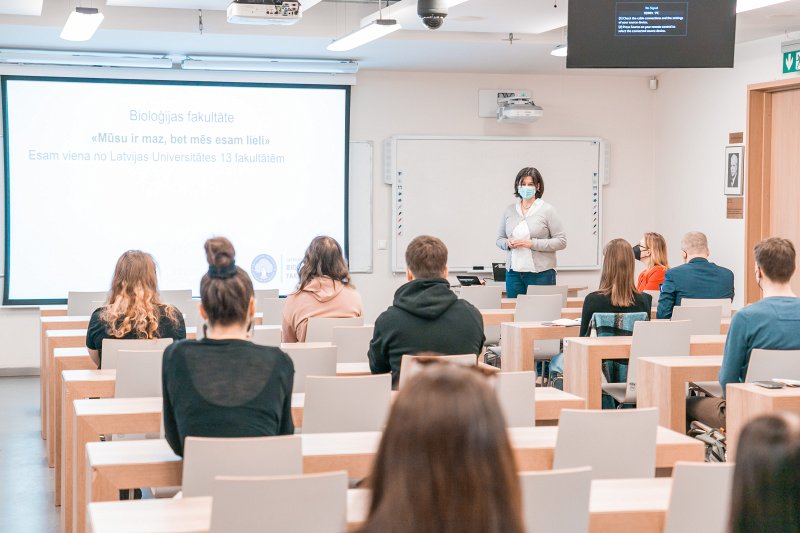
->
[[227, 0, 301, 25], [496, 96, 543, 123]]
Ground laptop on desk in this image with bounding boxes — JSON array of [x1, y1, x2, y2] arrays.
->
[[456, 275, 482, 286], [492, 263, 507, 282]]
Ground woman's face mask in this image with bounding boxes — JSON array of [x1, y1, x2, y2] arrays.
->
[[632, 244, 649, 262], [519, 186, 536, 200]]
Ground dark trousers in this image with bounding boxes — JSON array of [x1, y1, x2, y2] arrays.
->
[[686, 396, 727, 430], [506, 269, 557, 298]]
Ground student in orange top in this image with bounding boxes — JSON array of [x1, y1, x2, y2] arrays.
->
[[634, 232, 669, 292]]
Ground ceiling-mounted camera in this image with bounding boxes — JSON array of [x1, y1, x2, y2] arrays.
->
[[417, 0, 449, 30]]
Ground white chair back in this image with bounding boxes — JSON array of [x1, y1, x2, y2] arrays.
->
[[114, 349, 165, 398], [302, 375, 392, 433], [681, 298, 733, 317], [665, 462, 734, 533], [745, 349, 800, 383], [331, 326, 374, 364], [210, 472, 348, 533], [67, 290, 107, 316], [100, 337, 173, 370], [255, 289, 280, 302], [306, 317, 364, 343], [251, 325, 281, 347], [496, 371, 536, 427], [644, 289, 660, 300], [398, 353, 477, 390], [281, 344, 338, 393], [459, 285, 503, 309], [553, 408, 658, 479], [515, 294, 563, 358], [520, 467, 592, 533], [526, 284, 569, 306], [256, 297, 284, 326], [672, 305, 722, 335], [182, 436, 302, 498], [158, 290, 193, 311], [181, 299, 203, 330]]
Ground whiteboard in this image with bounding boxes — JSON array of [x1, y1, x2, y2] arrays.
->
[[348, 141, 372, 273], [388, 136, 603, 272]]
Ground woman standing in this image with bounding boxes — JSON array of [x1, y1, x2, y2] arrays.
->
[[634, 232, 669, 292], [496, 167, 567, 298]]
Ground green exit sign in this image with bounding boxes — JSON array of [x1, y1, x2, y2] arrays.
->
[[784, 51, 800, 74]]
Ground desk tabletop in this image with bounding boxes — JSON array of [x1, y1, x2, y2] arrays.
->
[[567, 335, 726, 347], [589, 478, 671, 513], [727, 382, 800, 398], [638, 356, 724, 368]]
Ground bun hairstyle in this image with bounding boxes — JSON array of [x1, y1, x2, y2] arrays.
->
[[200, 237, 254, 327]]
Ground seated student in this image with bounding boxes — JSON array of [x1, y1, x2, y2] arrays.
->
[[86, 250, 186, 368], [686, 238, 800, 429], [162, 237, 294, 457], [656, 231, 734, 319], [282, 236, 363, 342], [368, 235, 485, 387], [635, 232, 669, 292], [729, 412, 800, 532], [357, 359, 524, 533]]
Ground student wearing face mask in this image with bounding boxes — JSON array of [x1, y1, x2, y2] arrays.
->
[[496, 167, 567, 298], [634, 232, 669, 292]]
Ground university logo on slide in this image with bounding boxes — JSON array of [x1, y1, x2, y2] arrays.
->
[[251, 254, 278, 283]]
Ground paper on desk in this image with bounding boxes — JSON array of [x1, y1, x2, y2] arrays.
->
[[549, 318, 581, 327]]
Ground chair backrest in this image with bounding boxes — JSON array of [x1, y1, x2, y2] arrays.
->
[[256, 298, 284, 326], [210, 471, 348, 533], [305, 317, 364, 343], [623, 320, 692, 404], [281, 344, 338, 393], [255, 289, 280, 302], [672, 305, 723, 335], [251, 325, 282, 347], [67, 290, 107, 316], [515, 294, 563, 357], [302, 374, 392, 433], [745, 349, 800, 383], [496, 371, 536, 427], [182, 435, 302, 498], [553, 408, 658, 479], [398, 353, 477, 390], [114, 349, 165, 398], [100, 337, 173, 370], [526, 284, 569, 306], [644, 289, 660, 301], [681, 298, 733, 317], [665, 462, 734, 533], [459, 285, 503, 310], [520, 467, 592, 533], [181, 299, 204, 330], [331, 325, 374, 364], [158, 289, 193, 311]]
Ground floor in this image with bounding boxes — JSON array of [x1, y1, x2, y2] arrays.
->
[[0, 377, 61, 533]]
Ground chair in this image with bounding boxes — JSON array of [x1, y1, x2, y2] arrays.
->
[[672, 305, 723, 335], [210, 471, 348, 533], [181, 299, 204, 329], [255, 288, 280, 301], [100, 337, 173, 370], [496, 371, 536, 427], [306, 317, 364, 343], [182, 436, 302, 498], [664, 462, 734, 533], [644, 289, 660, 301], [67, 290, 107, 316], [252, 325, 281, 347], [257, 298, 284, 326], [158, 289, 193, 311], [601, 320, 692, 406], [553, 408, 658, 479], [115, 349, 165, 398], [515, 294, 563, 361], [331, 326, 374, 363], [459, 285, 503, 309], [302, 375, 392, 433], [745, 348, 800, 383], [281, 344, 338, 393], [526, 284, 569, 306], [519, 467, 592, 533], [681, 298, 733, 317], [398, 353, 478, 390]]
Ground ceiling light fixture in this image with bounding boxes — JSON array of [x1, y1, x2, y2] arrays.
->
[[60, 7, 104, 42], [0, 49, 173, 68], [327, 19, 401, 51], [736, 0, 790, 13], [181, 56, 359, 74], [551, 44, 567, 57]]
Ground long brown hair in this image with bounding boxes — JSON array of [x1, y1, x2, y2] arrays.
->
[[100, 250, 179, 339], [643, 232, 669, 268], [730, 412, 800, 532], [200, 237, 254, 327], [599, 239, 638, 307], [359, 360, 524, 533], [296, 236, 353, 291]]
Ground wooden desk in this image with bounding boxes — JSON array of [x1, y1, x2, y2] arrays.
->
[[40, 304, 69, 316], [726, 383, 800, 460], [480, 309, 515, 326], [638, 356, 723, 433], [501, 298, 516, 309], [563, 335, 726, 410], [566, 297, 584, 309], [500, 322, 580, 372], [87, 477, 671, 533]]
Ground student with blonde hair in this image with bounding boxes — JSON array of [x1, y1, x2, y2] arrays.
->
[[634, 232, 669, 292], [86, 250, 185, 368]]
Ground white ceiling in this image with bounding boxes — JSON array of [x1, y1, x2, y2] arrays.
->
[[0, 0, 798, 74]]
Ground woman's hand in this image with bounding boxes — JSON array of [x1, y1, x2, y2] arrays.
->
[[508, 239, 533, 249]]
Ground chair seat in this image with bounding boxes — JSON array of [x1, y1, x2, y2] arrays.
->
[[691, 381, 722, 398], [601, 382, 627, 403]]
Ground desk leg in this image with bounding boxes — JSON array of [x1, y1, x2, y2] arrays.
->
[[564, 346, 604, 410], [47, 344, 56, 468], [638, 362, 678, 431], [500, 325, 535, 372], [75, 417, 97, 533], [41, 328, 47, 439], [61, 380, 74, 531]]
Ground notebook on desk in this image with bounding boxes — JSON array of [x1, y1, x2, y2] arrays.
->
[[492, 263, 506, 282]]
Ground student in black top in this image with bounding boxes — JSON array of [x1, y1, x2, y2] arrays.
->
[[85, 250, 186, 368], [162, 237, 294, 457]]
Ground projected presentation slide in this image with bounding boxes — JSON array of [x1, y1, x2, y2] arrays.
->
[[2, 77, 349, 304], [615, 2, 688, 37]]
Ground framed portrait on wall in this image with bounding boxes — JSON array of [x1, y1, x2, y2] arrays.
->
[[725, 145, 744, 196]]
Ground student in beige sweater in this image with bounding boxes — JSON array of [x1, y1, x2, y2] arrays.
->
[[282, 236, 363, 342]]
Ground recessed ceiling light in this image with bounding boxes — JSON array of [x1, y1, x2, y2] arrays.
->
[[551, 44, 567, 57]]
